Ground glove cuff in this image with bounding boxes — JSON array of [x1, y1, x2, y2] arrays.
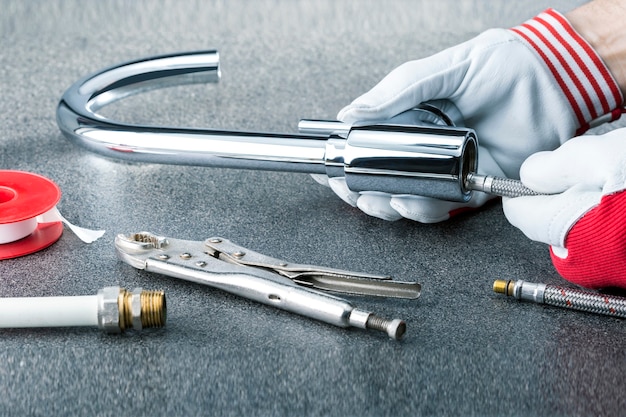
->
[[510, 8, 624, 135], [550, 191, 626, 289]]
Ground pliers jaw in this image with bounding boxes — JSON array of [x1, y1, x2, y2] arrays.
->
[[114, 232, 169, 270]]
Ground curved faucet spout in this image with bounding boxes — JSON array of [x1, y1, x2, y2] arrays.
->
[[56, 50, 328, 173], [56, 50, 496, 202]]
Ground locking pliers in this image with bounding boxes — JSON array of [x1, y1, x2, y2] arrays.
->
[[115, 232, 421, 339]]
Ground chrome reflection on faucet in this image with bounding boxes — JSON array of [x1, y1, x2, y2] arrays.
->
[[57, 50, 537, 202]]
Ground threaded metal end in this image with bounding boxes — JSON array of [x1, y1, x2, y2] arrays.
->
[[119, 288, 166, 331], [493, 280, 516, 296], [140, 290, 167, 328], [493, 280, 508, 294], [366, 315, 406, 340], [366, 315, 387, 331]]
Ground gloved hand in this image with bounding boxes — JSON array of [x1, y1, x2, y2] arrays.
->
[[323, 8, 623, 222], [503, 128, 626, 289]]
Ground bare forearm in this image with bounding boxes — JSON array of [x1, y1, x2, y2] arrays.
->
[[567, 0, 626, 101]]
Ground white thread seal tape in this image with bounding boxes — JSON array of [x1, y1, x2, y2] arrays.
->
[[0, 170, 105, 259]]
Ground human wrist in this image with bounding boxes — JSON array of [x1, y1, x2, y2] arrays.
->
[[567, 0, 626, 102]]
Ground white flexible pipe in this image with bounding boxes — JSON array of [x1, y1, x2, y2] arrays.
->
[[0, 295, 98, 328]]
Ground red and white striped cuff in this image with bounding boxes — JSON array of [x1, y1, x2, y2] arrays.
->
[[511, 8, 624, 134]]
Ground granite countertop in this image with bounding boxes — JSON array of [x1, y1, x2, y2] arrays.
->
[[1, 1, 624, 416]]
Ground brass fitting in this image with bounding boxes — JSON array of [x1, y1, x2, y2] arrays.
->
[[493, 279, 514, 296], [98, 287, 166, 333]]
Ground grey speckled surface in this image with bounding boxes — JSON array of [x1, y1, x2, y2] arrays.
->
[[1, 1, 625, 416]]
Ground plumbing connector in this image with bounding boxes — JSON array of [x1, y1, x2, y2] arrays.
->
[[0, 286, 166, 333], [98, 286, 167, 333]]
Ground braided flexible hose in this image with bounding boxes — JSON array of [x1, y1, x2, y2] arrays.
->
[[465, 174, 541, 198], [487, 177, 541, 198], [493, 279, 626, 318], [544, 285, 626, 318]]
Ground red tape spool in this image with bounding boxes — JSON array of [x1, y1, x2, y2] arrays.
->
[[0, 170, 63, 260]]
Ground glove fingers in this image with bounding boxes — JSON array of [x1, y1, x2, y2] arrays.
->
[[502, 188, 601, 248], [337, 58, 469, 123], [520, 132, 626, 194], [327, 177, 402, 220], [390, 192, 493, 224], [389, 196, 454, 223], [310, 174, 330, 187], [520, 150, 601, 194], [356, 193, 403, 221], [328, 177, 359, 207]]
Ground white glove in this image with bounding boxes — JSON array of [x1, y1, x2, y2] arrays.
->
[[503, 129, 626, 289], [324, 8, 622, 222]]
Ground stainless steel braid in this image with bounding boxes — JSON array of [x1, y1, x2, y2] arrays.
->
[[544, 285, 626, 318], [488, 177, 541, 198]]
